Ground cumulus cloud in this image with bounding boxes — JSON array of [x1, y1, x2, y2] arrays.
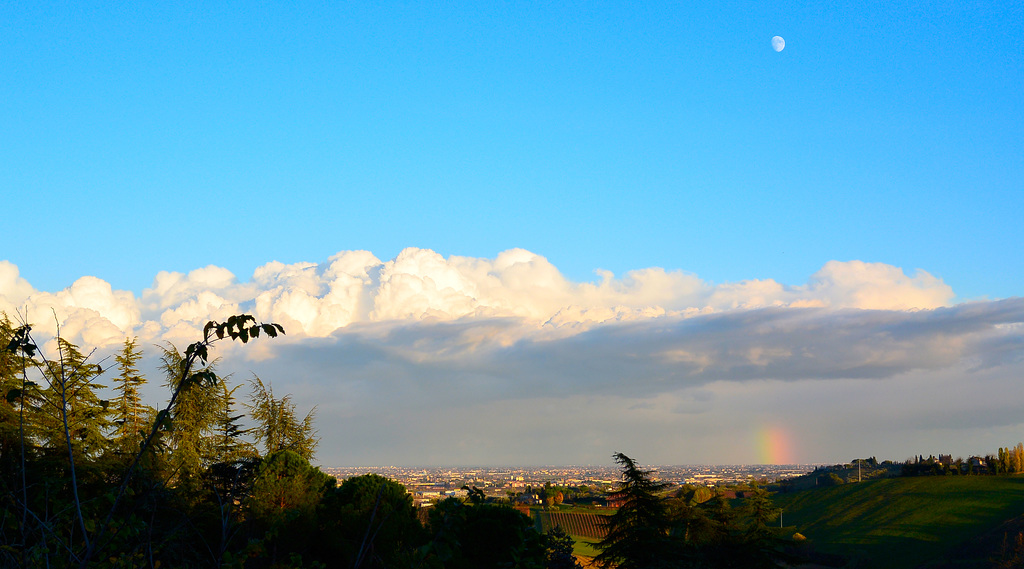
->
[[1, 272, 140, 347], [0, 261, 35, 309], [1, 250, 1021, 465], [0, 249, 979, 351], [804, 260, 954, 310]]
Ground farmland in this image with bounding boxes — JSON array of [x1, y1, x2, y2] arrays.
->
[[775, 475, 1024, 567], [537, 510, 609, 540]]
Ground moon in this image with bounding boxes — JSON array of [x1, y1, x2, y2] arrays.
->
[[772, 36, 785, 52]]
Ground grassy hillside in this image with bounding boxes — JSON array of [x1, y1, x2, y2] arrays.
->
[[775, 475, 1024, 568]]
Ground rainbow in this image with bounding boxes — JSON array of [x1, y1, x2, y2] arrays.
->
[[756, 426, 793, 464]]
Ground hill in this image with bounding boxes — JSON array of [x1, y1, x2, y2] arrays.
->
[[774, 475, 1024, 568]]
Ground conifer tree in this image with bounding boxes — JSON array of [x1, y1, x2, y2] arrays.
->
[[737, 483, 787, 567], [0, 317, 29, 466], [110, 337, 153, 456], [210, 379, 253, 463], [35, 337, 111, 461], [595, 452, 675, 569], [247, 376, 318, 460], [160, 344, 219, 488], [546, 525, 582, 569]]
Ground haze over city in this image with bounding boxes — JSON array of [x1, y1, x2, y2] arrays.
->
[[2, 2, 1022, 468]]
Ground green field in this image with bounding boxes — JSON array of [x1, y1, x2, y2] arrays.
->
[[571, 537, 602, 559], [775, 475, 1024, 567]]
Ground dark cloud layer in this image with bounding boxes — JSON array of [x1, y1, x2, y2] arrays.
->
[[252, 298, 1024, 402]]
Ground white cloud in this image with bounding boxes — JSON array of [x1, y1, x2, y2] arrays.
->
[[142, 265, 239, 314], [804, 260, 954, 310], [251, 251, 380, 335], [0, 261, 36, 311], [0, 250, 975, 351], [3, 275, 140, 347], [2, 250, 1019, 465]]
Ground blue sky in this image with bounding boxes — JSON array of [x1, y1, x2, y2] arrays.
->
[[2, 2, 1023, 466], [5, 1, 1022, 298]]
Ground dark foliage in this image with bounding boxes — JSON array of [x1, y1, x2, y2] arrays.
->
[[422, 497, 547, 569], [596, 452, 791, 569]]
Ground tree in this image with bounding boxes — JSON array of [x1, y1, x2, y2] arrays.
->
[[247, 450, 330, 521], [594, 452, 675, 569], [35, 337, 112, 461], [696, 491, 738, 564], [666, 484, 709, 542], [0, 313, 288, 568], [736, 483, 787, 568], [0, 317, 41, 568], [545, 525, 581, 569], [110, 337, 153, 457], [160, 344, 220, 489], [245, 450, 332, 565], [247, 375, 318, 460], [316, 473, 425, 568], [209, 379, 253, 464], [422, 498, 546, 569]]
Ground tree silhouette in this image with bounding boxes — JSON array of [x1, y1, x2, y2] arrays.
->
[[594, 452, 675, 569]]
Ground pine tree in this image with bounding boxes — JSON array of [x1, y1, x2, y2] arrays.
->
[[110, 337, 153, 457], [0, 317, 31, 468], [594, 452, 675, 569], [210, 379, 254, 463], [247, 376, 318, 460], [738, 483, 787, 568], [546, 525, 582, 569], [160, 344, 219, 488], [35, 338, 111, 461]]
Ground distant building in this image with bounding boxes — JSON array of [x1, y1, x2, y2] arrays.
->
[[968, 456, 989, 474], [516, 493, 541, 506]]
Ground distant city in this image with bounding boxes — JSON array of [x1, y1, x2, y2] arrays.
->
[[322, 464, 819, 507]]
